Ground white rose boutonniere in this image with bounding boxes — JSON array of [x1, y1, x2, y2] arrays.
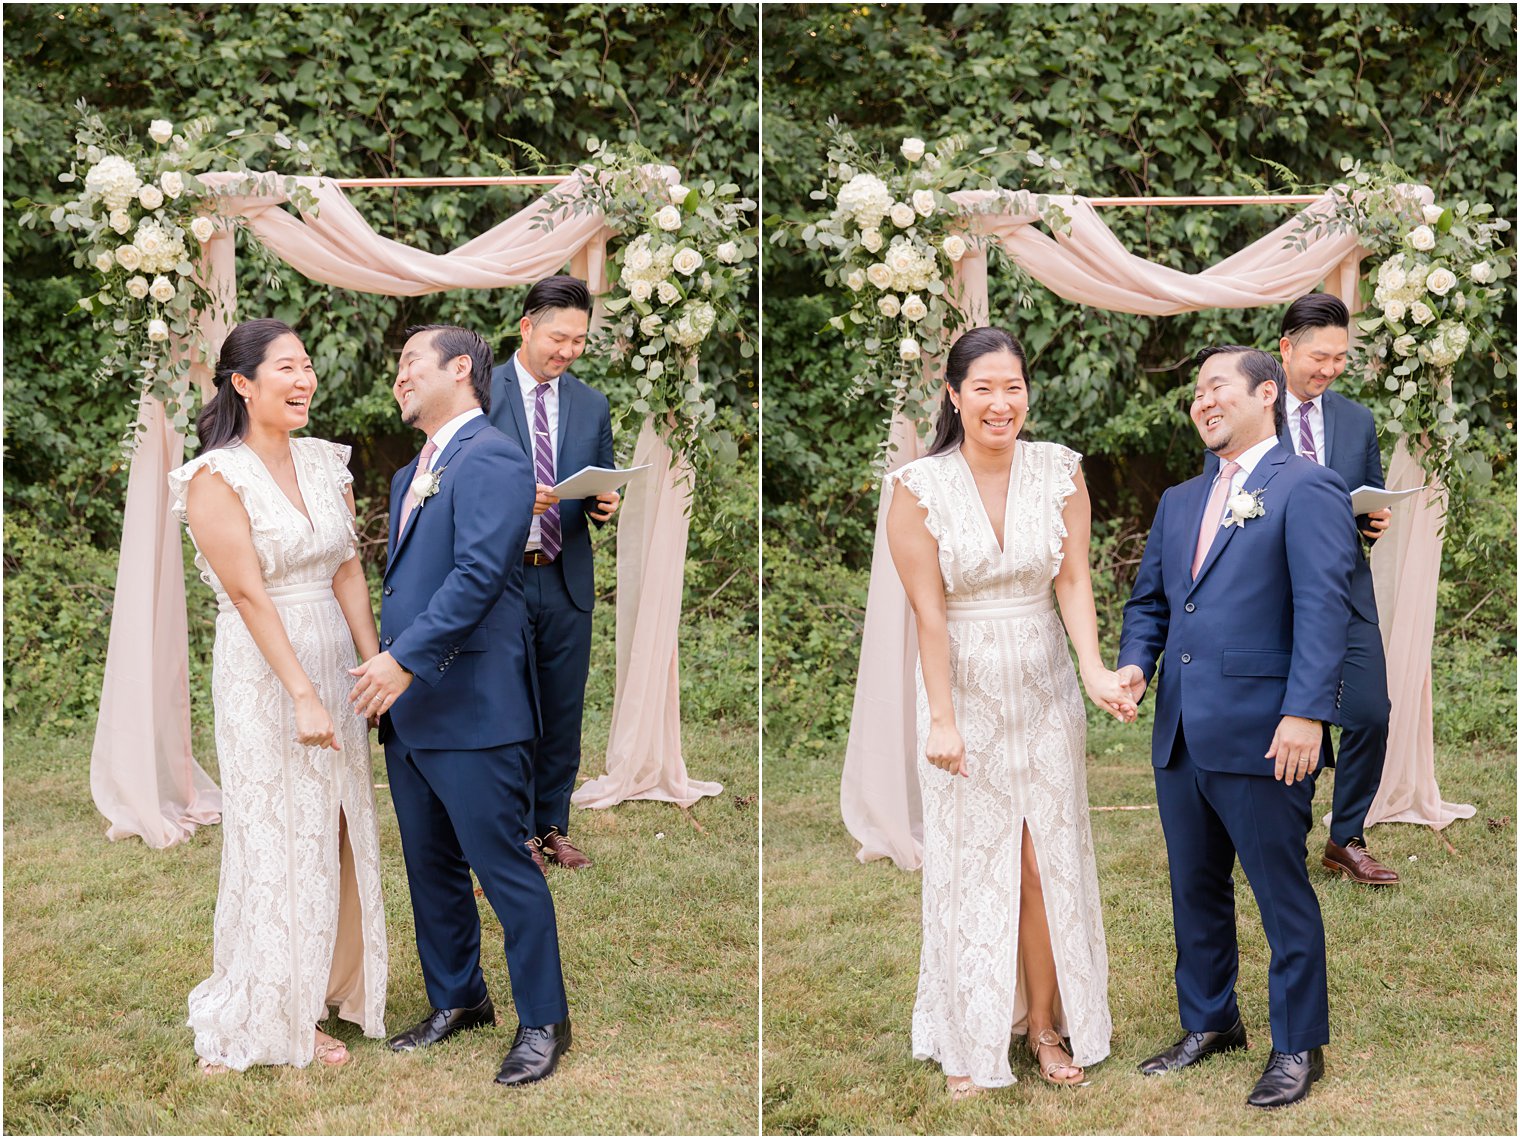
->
[[410, 464, 447, 506], [1222, 487, 1266, 529]]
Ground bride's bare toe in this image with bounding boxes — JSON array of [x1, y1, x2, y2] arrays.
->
[[946, 1074, 989, 1100], [196, 1056, 231, 1075], [313, 1028, 350, 1067]]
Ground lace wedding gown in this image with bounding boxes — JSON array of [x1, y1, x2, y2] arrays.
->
[[889, 440, 1111, 1087], [169, 438, 387, 1070]]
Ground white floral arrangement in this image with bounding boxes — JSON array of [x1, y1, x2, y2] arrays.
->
[[1222, 487, 1266, 529], [781, 118, 1071, 437], [19, 102, 321, 451], [1291, 159, 1512, 493], [409, 465, 446, 505], [535, 138, 756, 475]]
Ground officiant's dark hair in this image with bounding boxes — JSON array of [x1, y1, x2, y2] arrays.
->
[[196, 318, 299, 452], [1192, 345, 1286, 435], [1280, 293, 1349, 343], [404, 324, 495, 411], [926, 326, 1032, 456], [523, 275, 593, 323]]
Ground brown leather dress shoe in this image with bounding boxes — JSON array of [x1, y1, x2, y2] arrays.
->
[[525, 837, 548, 876], [1323, 838, 1399, 885], [542, 829, 593, 871]]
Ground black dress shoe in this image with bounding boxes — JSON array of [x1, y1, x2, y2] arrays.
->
[[386, 996, 495, 1051], [1247, 1047, 1324, 1108], [494, 1018, 571, 1086], [1137, 1015, 1247, 1074]]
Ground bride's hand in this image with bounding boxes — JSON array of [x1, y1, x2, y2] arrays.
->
[[1081, 666, 1138, 723], [294, 693, 342, 751], [926, 720, 968, 777]]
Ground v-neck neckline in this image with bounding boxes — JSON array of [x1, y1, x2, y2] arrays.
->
[[243, 441, 315, 532], [954, 443, 1020, 556]]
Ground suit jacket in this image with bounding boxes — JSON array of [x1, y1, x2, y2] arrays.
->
[[487, 359, 615, 612], [379, 415, 540, 750], [1120, 442, 1358, 775], [1206, 390, 1383, 624]]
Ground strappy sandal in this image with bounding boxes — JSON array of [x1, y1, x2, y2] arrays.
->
[[196, 1057, 231, 1076], [946, 1075, 989, 1101], [313, 1029, 350, 1068], [1030, 1028, 1084, 1086]]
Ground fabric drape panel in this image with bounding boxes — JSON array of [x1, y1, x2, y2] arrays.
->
[[840, 189, 1446, 869], [93, 168, 711, 847]]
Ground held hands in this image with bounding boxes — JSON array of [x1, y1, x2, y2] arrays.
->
[[1360, 506, 1392, 541], [294, 692, 342, 751], [925, 718, 968, 778], [1114, 664, 1149, 711], [588, 489, 620, 522], [1081, 665, 1139, 723], [533, 484, 561, 517], [1266, 715, 1321, 784], [347, 650, 413, 719]]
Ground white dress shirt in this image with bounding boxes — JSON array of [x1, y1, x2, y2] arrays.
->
[[1220, 434, 1280, 494], [1284, 392, 1326, 464], [516, 351, 560, 552], [425, 407, 484, 465]]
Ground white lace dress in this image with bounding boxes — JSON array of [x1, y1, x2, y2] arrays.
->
[[889, 440, 1111, 1087], [169, 438, 387, 1070]]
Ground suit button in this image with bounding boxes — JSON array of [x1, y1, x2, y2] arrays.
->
[[383, 636, 393, 647], [1184, 602, 1196, 613], [1180, 653, 1192, 663], [384, 586, 393, 596]]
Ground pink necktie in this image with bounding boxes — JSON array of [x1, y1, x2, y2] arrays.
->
[[1192, 460, 1241, 578], [397, 439, 437, 538], [1298, 402, 1318, 463]]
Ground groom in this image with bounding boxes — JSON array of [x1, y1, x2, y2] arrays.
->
[[1117, 346, 1357, 1109], [348, 324, 570, 1086]]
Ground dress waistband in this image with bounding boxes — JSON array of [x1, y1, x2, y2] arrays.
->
[[944, 594, 1056, 621], [217, 580, 336, 614]]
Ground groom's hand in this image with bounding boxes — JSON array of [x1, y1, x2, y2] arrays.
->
[[348, 651, 413, 717], [1266, 715, 1321, 785], [1115, 665, 1148, 709]]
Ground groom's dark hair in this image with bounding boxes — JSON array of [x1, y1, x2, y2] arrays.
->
[[523, 275, 593, 323], [404, 324, 494, 411], [1192, 345, 1285, 435]]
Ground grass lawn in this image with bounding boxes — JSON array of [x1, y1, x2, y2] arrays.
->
[[4, 690, 758, 1134], [761, 708, 1517, 1135]]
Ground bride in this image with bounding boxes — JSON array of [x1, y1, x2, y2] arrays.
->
[[885, 326, 1133, 1096], [169, 318, 388, 1072]]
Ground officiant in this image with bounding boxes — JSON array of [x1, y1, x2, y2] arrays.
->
[[488, 275, 619, 873]]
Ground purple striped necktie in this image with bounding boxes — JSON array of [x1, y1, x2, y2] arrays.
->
[[533, 383, 561, 560], [1298, 401, 1319, 463]]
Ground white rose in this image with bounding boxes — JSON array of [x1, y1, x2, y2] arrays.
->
[[942, 234, 968, 262], [94, 251, 114, 273], [889, 202, 916, 228], [147, 318, 170, 342], [126, 275, 150, 299], [1426, 267, 1457, 296], [877, 294, 901, 319], [912, 189, 936, 217], [866, 263, 894, 290], [655, 205, 683, 232], [625, 240, 655, 273], [899, 337, 921, 362], [1422, 204, 1445, 225], [885, 241, 918, 277], [640, 314, 663, 337], [901, 293, 928, 322], [109, 209, 132, 235], [1393, 334, 1417, 357], [669, 183, 690, 204], [114, 244, 142, 271], [846, 268, 866, 291], [1383, 299, 1406, 322], [657, 280, 681, 305], [900, 137, 926, 162], [1410, 301, 1435, 325], [860, 228, 883, 253], [1470, 261, 1495, 284], [630, 279, 653, 303], [1453, 291, 1467, 312], [672, 247, 704, 276], [148, 119, 174, 145], [190, 216, 215, 243], [136, 223, 164, 259], [1377, 261, 1407, 293], [160, 170, 184, 199], [1226, 490, 1256, 517], [149, 275, 176, 303], [1408, 225, 1436, 251], [715, 241, 741, 264], [137, 184, 164, 210]]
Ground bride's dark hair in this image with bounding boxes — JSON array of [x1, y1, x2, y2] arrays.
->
[[925, 326, 1033, 456], [195, 318, 299, 452]]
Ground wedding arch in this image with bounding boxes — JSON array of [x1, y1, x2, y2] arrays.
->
[[86, 164, 746, 848], [819, 156, 1504, 870]]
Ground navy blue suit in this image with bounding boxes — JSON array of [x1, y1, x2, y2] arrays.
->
[[379, 413, 568, 1026], [488, 358, 614, 841], [1121, 441, 1358, 1053], [1206, 390, 1390, 844]]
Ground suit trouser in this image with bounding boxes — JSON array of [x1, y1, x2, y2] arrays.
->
[[1327, 610, 1390, 846], [385, 733, 569, 1026], [1154, 724, 1330, 1053], [524, 559, 594, 840]]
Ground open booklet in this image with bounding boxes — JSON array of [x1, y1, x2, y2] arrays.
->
[[550, 464, 652, 499], [1349, 484, 1426, 514]]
